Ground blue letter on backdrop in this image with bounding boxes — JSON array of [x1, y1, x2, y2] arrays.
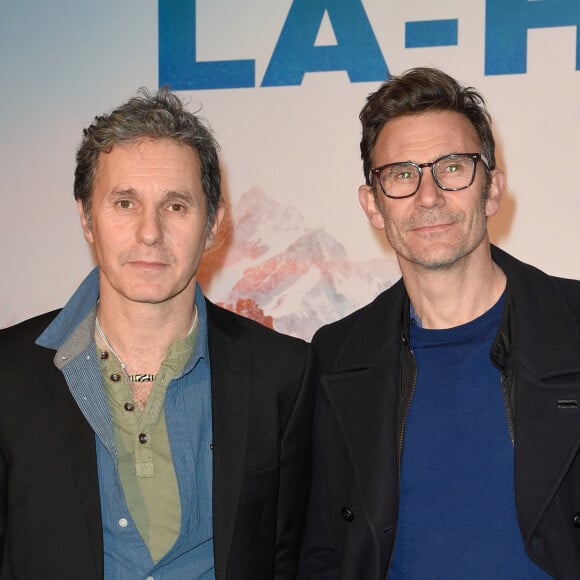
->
[[158, 0, 255, 90], [486, 0, 580, 74], [262, 0, 387, 86]]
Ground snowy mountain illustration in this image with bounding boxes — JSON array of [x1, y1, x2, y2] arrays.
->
[[199, 187, 399, 340]]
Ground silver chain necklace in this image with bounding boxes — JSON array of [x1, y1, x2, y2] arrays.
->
[[94, 306, 198, 383], [95, 316, 156, 382]]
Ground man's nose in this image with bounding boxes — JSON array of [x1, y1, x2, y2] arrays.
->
[[414, 169, 445, 208], [136, 209, 163, 245]]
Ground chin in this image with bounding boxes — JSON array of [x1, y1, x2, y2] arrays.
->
[[419, 257, 462, 271], [416, 242, 481, 270], [124, 294, 171, 305], [121, 284, 175, 304], [399, 241, 456, 268]]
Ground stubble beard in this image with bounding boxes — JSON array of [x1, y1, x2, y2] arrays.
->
[[382, 185, 490, 272]]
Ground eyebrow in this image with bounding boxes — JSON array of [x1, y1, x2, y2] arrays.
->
[[162, 190, 195, 204], [108, 188, 196, 203], [109, 188, 139, 199]]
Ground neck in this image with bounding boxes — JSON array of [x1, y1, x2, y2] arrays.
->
[[95, 288, 198, 373], [401, 246, 506, 330]]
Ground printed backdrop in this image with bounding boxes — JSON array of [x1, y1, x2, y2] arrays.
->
[[2, 0, 580, 339]]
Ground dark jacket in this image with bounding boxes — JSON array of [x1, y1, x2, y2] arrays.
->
[[298, 246, 580, 579], [0, 299, 314, 580]]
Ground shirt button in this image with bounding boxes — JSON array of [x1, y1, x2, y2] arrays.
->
[[124, 402, 135, 412], [341, 506, 354, 522], [110, 373, 121, 382], [146, 576, 154, 580], [138, 433, 148, 444], [573, 512, 580, 528], [118, 518, 128, 528], [100, 351, 109, 360]]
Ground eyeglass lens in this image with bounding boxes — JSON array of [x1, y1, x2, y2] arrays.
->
[[380, 154, 476, 198]]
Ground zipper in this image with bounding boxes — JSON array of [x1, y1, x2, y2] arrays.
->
[[385, 341, 417, 578], [500, 372, 515, 446]]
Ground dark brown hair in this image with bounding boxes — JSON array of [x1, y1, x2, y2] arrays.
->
[[360, 67, 496, 185]]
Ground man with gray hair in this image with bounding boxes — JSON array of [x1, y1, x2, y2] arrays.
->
[[0, 88, 314, 579]]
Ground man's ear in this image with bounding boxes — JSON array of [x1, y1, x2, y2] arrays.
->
[[485, 168, 506, 218], [358, 184, 386, 230], [77, 199, 94, 244], [204, 204, 225, 250]]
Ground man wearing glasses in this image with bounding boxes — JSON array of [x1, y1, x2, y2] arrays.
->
[[298, 67, 580, 579]]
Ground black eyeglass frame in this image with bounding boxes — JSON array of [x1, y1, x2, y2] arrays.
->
[[370, 152, 490, 199]]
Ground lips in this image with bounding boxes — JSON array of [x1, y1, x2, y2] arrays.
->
[[120, 251, 174, 267], [126, 260, 170, 270], [405, 211, 460, 234], [412, 222, 453, 233]]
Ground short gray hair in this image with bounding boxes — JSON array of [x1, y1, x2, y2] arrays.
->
[[74, 87, 222, 228]]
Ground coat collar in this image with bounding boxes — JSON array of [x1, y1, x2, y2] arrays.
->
[[333, 245, 580, 378], [331, 278, 408, 373], [491, 245, 580, 377]]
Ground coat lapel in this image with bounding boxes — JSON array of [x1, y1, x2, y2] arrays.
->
[[318, 281, 407, 561], [49, 356, 103, 579], [321, 353, 400, 542], [206, 302, 252, 580]]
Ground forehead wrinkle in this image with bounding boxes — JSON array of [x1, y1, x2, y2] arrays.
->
[[374, 111, 481, 167]]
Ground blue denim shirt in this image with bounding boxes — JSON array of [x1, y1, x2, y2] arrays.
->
[[37, 268, 215, 579]]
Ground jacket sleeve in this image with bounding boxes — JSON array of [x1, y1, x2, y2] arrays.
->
[[0, 447, 5, 569], [274, 343, 316, 580], [0, 448, 13, 579]]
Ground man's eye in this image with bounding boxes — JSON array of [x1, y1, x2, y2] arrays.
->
[[441, 159, 469, 173], [397, 170, 414, 180], [117, 199, 133, 209], [168, 203, 186, 212]]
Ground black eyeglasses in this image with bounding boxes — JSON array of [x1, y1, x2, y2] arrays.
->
[[370, 153, 489, 199]]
